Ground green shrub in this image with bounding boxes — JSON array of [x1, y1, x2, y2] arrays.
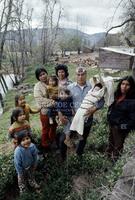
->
[[0, 153, 16, 200]]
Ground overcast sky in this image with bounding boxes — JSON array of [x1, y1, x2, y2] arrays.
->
[[25, 0, 124, 35]]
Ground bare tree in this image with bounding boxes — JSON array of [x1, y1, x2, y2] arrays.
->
[[14, 0, 26, 78], [74, 15, 85, 54], [0, 0, 14, 93], [25, 8, 33, 57], [106, 0, 135, 37], [106, 18, 135, 36], [0, 0, 14, 69], [41, 0, 62, 64], [5, 32, 20, 84], [0, 0, 33, 91], [5, 4, 34, 81], [106, 0, 135, 79]]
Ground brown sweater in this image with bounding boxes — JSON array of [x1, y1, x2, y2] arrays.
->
[[34, 81, 54, 114], [47, 85, 58, 100]]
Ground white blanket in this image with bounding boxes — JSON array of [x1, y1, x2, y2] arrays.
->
[[89, 76, 114, 107], [70, 87, 105, 135]]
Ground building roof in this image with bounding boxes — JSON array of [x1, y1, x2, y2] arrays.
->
[[100, 47, 135, 56]]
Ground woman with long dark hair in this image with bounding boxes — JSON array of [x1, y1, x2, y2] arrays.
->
[[106, 76, 135, 161]]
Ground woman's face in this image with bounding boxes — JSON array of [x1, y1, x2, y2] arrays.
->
[[120, 80, 131, 95], [39, 71, 48, 83], [57, 69, 66, 80]]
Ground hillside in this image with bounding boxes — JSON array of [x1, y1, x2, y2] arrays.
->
[[5, 28, 121, 50]]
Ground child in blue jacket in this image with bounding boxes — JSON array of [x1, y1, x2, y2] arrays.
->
[[14, 132, 40, 194]]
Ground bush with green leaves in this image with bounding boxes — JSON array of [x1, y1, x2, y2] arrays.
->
[[0, 153, 16, 200], [105, 131, 135, 190]]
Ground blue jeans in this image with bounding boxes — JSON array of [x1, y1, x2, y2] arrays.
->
[[59, 116, 93, 159]]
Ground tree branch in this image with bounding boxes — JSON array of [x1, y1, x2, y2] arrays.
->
[[125, 37, 135, 47], [109, 0, 124, 27], [129, 0, 135, 10], [106, 18, 135, 36]]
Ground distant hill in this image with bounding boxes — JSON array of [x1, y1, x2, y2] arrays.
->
[[5, 27, 121, 50], [31, 28, 121, 48], [56, 28, 107, 48]]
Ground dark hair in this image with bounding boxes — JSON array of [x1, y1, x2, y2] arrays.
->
[[15, 94, 25, 107], [115, 76, 135, 99], [35, 67, 48, 81], [94, 83, 103, 89], [15, 131, 31, 145], [48, 75, 58, 86], [55, 64, 69, 78], [11, 107, 24, 124], [59, 87, 71, 96]]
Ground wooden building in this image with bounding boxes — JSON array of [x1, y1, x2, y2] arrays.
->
[[99, 47, 135, 70], [83, 46, 94, 53]]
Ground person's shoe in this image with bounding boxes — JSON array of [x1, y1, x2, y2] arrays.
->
[[49, 117, 53, 124], [19, 186, 26, 195], [35, 188, 42, 194]]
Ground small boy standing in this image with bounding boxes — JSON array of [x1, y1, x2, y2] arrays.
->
[[57, 87, 75, 148], [14, 132, 40, 194]]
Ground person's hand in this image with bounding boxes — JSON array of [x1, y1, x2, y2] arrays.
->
[[72, 109, 75, 116], [50, 95, 57, 100], [84, 106, 97, 117], [37, 108, 41, 112], [51, 100, 56, 106], [59, 115, 68, 125]]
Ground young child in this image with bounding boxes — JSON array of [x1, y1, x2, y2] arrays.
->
[[15, 94, 40, 122], [14, 132, 40, 194], [56, 87, 75, 148], [9, 107, 32, 148], [47, 75, 58, 124], [70, 83, 105, 136]]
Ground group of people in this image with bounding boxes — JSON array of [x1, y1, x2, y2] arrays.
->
[[33, 65, 105, 158], [8, 64, 135, 194]]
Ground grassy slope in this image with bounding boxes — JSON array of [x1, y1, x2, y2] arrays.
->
[[0, 63, 134, 200]]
